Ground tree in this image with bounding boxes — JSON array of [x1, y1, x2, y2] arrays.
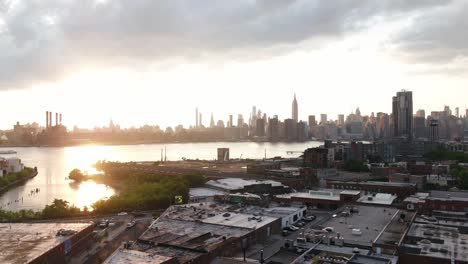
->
[[69, 169, 85, 181]]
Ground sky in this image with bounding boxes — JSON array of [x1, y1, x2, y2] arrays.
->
[[0, 0, 467, 130]]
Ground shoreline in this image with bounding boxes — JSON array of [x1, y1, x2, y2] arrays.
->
[[0, 169, 38, 194]]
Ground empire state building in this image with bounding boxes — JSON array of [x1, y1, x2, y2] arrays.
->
[[292, 94, 298, 122]]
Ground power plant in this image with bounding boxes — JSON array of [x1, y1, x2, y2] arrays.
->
[[38, 111, 67, 146]]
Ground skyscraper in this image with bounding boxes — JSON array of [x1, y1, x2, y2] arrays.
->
[[416, 109, 425, 118], [413, 115, 426, 139], [256, 118, 266, 137], [292, 94, 298, 123], [251, 106, 257, 127], [210, 113, 215, 128], [308, 115, 316, 126], [195, 108, 199, 128], [338, 114, 345, 127], [392, 90, 413, 139], [268, 116, 279, 142], [237, 114, 244, 128], [320, 114, 327, 124]]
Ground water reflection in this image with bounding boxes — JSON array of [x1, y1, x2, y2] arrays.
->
[[0, 141, 320, 211], [72, 181, 114, 210]]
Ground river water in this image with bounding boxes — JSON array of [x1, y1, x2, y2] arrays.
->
[[0, 141, 321, 211]]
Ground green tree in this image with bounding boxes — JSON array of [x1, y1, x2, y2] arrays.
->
[[69, 169, 85, 181]]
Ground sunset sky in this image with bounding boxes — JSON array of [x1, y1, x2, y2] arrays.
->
[[1, 0, 467, 129]]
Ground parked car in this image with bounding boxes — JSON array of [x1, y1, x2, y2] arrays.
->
[[323, 227, 334, 233], [289, 225, 300, 231], [302, 215, 316, 221], [295, 221, 305, 227], [117, 212, 128, 216], [98, 219, 110, 229], [282, 230, 290, 237], [127, 221, 136, 229]]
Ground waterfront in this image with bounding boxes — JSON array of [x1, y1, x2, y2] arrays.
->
[[0, 141, 320, 211]]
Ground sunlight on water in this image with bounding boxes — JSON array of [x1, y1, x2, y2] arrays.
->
[[0, 141, 320, 211], [72, 181, 114, 210], [64, 145, 117, 175]]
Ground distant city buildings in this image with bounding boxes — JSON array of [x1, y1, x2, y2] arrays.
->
[[1, 90, 468, 146]]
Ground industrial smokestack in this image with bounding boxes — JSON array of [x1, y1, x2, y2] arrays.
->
[[49, 112, 53, 128], [46, 111, 49, 128], [59, 113, 62, 125], [55, 113, 58, 126]]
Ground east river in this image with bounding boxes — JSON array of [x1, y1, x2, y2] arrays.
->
[[0, 141, 321, 211]]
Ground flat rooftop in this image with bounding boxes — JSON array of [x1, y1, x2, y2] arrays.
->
[[160, 203, 235, 222], [189, 187, 226, 197], [402, 222, 468, 262], [235, 205, 305, 218], [357, 193, 397, 205], [430, 190, 468, 201], [276, 191, 340, 201], [320, 205, 399, 247], [330, 180, 416, 187], [374, 210, 414, 254], [0, 222, 92, 264], [103, 249, 175, 264], [202, 212, 277, 229], [206, 178, 283, 191], [276, 189, 360, 201], [349, 254, 391, 264]]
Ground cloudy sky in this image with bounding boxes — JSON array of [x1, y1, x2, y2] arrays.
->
[[0, 0, 467, 129]]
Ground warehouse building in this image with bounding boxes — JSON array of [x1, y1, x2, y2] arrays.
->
[[0, 222, 93, 264]]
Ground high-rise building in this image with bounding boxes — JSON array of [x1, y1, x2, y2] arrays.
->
[[297, 121, 308, 141], [256, 119, 265, 137], [444, 106, 451, 117], [237, 114, 244, 128], [284, 118, 297, 142], [195, 108, 199, 128], [413, 115, 426, 139], [251, 106, 257, 127], [392, 90, 413, 139], [229, 115, 233, 128], [308, 115, 316, 126], [320, 114, 327, 124], [292, 94, 298, 123], [338, 114, 345, 127], [455, 107, 460, 118], [268, 116, 279, 142], [210, 113, 215, 128], [376, 112, 390, 139], [416, 109, 425, 118], [199, 113, 203, 127], [308, 115, 316, 138]]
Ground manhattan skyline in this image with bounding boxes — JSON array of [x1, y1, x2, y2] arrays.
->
[[1, 1, 468, 129]]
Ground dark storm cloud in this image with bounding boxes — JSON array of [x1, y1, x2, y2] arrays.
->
[[0, 0, 451, 90]]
